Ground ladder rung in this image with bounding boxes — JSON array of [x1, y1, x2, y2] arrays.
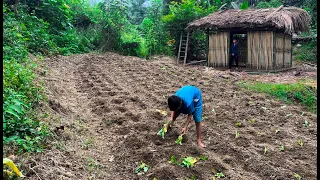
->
[[180, 51, 185, 53]]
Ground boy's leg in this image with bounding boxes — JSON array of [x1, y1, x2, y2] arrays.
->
[[235, 55, 239, 67], [193, 106, 205, 148]]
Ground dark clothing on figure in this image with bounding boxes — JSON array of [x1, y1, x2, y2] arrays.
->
[[231, 43, 239, 56], [229, 42, 239, 69]]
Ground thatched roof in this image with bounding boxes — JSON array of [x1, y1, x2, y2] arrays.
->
[[187, 6, 311, 34]]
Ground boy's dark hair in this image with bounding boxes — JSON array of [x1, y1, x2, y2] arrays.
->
[[168, 95, 182, 111]]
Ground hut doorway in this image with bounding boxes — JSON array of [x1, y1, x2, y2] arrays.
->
[[230, 33, 247, 68]]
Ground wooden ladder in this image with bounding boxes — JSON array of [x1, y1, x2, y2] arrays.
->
[[176, 31, 190, 66]]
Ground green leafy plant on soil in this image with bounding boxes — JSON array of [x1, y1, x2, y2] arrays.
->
[[215, 172, 225, 178], [87, 158, 100, 171], [264, 147, 268, 154], [169, 155, 180, 165], [249, 119, 255, 124], [275, 129, 280, 134], [135, 162, 149, 174], [303, 120, 310, 127], [293, 173, 302, 180], [297, 139, 304, 147], [157, 123, 169, 139], [279, 145, 285, 151], [235, 122, 242, 127], [199, 155, 208, 161], [181, 157, 197, 168], [237, 81, 317, 113], [186, 175, 196, 180], [175, 135, 183, 145], [235, 130, 240, 138]]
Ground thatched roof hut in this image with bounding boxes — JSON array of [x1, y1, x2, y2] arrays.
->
[[180, 6, 311, 71], [187, 6, 310, 35]]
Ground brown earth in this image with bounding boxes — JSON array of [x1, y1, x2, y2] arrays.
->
[[19, 53, 316, 180]]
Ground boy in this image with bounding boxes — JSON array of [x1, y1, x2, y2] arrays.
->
[[229, 38, 239, 69], [167, 85, 205, 148]]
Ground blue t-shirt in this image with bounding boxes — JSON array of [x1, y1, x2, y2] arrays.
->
[[175, 85, 202, 115]]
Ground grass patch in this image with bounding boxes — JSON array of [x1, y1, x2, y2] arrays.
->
[[293, 40, 317, 62], [237, 81, 317, 113]]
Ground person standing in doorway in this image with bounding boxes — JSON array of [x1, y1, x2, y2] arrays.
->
[[229, 38, 239, 69]]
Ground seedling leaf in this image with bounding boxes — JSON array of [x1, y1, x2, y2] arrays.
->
[[3, 158, 24, 177], [303, 120, 310, 127], [215, 172, 225, 178], [279, 145, 285, 151], [156, 109, 167, 116], [281, 105, 287, 108], [181, 157, 197, 168], [211, 108, 215, 113], [169, 155, 180, 165], [297, 139, 303, 147], [261, 107, 267, 110], [199, 155, 208, 161], [235, 122, 241, 127], [275, 129, 280, 133], [175, 135, 183, 145], [135, 162, 149, 174], [235, 130, 240, 138], [286, 114, 293, 117], [264, 147, 268, 154], [293, 173, 302, 180]]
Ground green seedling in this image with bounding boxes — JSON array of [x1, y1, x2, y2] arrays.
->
[[275, 129, 280, 134], [249, 101, 254, 105], [235, 122, 242, 127], [169, 155, 180, 165], [135, 162, 149, 174], [215, 172, 225, 178], [87, 158, 100, 171], [161, 66, 166, 70], [211, 108, 215, 113], [297, 139, 303, 147], [300, 112, 305, 116], [279, 145, 285, 151], [264, 147, 268, 154], [303, 120, 310, 127], [181, 157, 197, 168], [249, 119, 255, 124], [175, 135, 183, 145], [153, 178, 157, 180], [286, 114, 293, 117], [293, 173, 302, 180], [281, 105, 287, 108], [203, 116, 208, 120], [186, 175, 196, 180], [199, 155, 208, 161], [157, 123, 169, 139], [261, 107, 267, 110], [235, 130, 240, 138]]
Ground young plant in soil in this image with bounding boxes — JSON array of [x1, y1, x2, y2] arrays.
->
[[186, 175, 196, 180], [135, 162, 149, 174], [215, 172, 225, 178], [157, 123, 169, 139], [297, 139, 304, 147], [275, 129, 280, 134], [235, 130, 240, 138], [264, 147, 268, 154], [249, 119, 255, 124], [175, 134, 183, 145], [293, 173, 302, 180], [303, 120, 310, 127], [181, 157, 197, 168], [235, 122, 242, 127], [169, 155, 180, 165], [199, 155, 208, 161], [279, 145, 285, 151]]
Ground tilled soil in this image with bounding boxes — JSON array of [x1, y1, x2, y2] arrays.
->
[[21, 53, 316, 180]]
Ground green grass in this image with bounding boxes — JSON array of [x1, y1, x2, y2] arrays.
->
[[293, 40, 317, 62], [237, 81, 317, 113]]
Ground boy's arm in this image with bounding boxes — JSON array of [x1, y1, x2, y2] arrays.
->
[[182, 114, 193, 134]]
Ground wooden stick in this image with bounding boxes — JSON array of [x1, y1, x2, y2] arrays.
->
[[177, 32, 183, 64]]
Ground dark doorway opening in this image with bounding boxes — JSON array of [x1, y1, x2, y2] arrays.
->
[[230, 32, 247, 68]]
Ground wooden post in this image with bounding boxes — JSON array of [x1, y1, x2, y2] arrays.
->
[[183, 31, 190, 66], [273, 31, 276, 70], [290, 35, 293, 67], [206, 29, 209, 67], [177, 32, 183, 64], [282, 33, 285, 68]]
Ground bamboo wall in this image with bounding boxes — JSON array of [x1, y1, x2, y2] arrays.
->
[[275, 33, 292, 69], [247, 31, 274, 70], [208, 32, 229, 67]]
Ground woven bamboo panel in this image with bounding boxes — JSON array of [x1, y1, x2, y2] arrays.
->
[[284, 34, 292, 68], [208, 31, 229, 67], [247, 32, 252, 69], [275, 33, 284, 69]]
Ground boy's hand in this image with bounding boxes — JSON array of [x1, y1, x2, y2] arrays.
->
[[181, 127, 187, 134]]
